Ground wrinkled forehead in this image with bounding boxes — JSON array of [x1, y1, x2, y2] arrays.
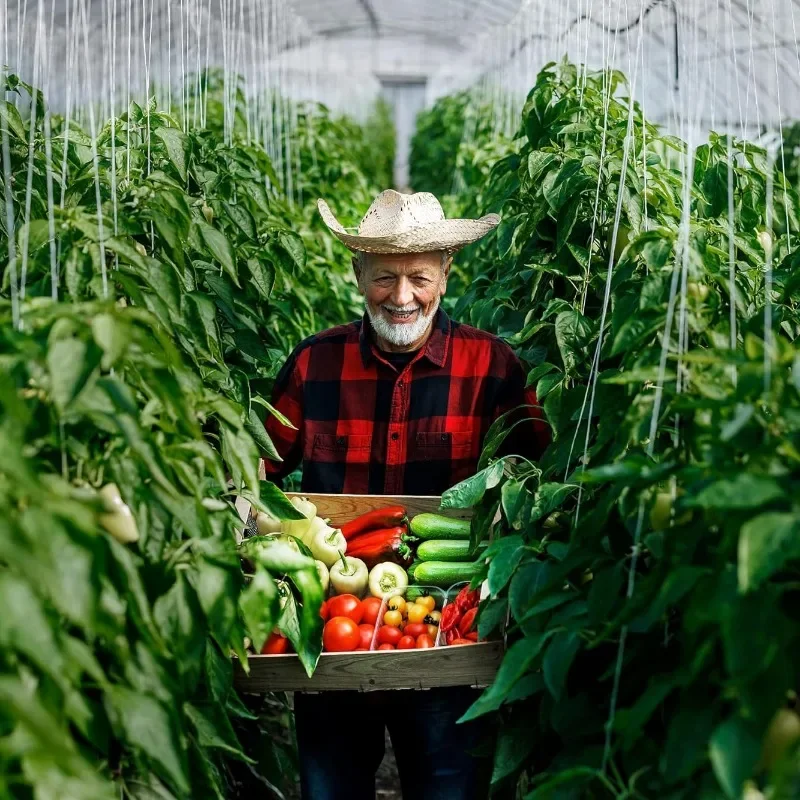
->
[[359, 251, 445, 277]]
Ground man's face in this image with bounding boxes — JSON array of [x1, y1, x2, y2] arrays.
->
[[354, 251, 451, 348]]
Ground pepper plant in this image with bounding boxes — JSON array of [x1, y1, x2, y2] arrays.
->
[[434, 61, 800, 798]]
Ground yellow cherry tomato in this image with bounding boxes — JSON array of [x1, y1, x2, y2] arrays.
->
[[407, 604, 427, 624], [426, 624, 439, 640], [388, 596, 406, 614], [383, 609, 403, 627], [417, 596, 436, 612], [426, 610, 442, 625]]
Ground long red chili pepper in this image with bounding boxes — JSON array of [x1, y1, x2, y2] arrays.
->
[[345, 526, 415, 569], [340, 505, 408, 541]]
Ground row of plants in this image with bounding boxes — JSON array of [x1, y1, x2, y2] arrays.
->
[[0, 71, 391, 798], [422, 61, 800, 798]]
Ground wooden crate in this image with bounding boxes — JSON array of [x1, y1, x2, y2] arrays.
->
[[234, 493, 502, 693]]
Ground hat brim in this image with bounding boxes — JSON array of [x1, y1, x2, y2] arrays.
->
[[317, 198, 500, 254]]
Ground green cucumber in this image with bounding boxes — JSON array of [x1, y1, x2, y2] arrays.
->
[[411, 561, 482, 588], [417, 539, 487, 562], [410, 513, 470, 540]]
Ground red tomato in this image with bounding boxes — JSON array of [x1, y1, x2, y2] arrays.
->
[[450, 638, 475, 646], [464, 631, 479, 642], [328, 594, 363, 624], [323, 616, 361, 652], [358, 623, 375, 650], [361, 596, 383, 626], [416, 634, 434, 649], [376, 625, 403, 646], [377, 643, 395, 651], [459, 607, 478, 634], [261, 632, 289, 655], [319, 600, 330, 622], [397, 635, 416, 650], [403, 622, 427, 639]]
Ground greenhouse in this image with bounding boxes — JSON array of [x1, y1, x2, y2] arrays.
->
[[1, 0, 800, 798]]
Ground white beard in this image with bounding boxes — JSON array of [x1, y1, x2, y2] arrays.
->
[[366, 298, 439, 348]]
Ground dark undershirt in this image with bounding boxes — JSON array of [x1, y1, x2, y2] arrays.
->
[[380, 350, 417, 370]]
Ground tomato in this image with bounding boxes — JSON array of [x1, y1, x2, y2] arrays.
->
[[358, 623, 375, 650], [377, 643, 395, 651], [323, 616, 361, 652], [425, 610, 442, 625], [417, 596, 436, 612], [261, 632, 289, 655], [464, 631, 479, 642], [459, 607, 478, 634], [319, 600, 330, 622], [416, 634, 434, 649], [327, 594, 363, 624], [361, 596, 383, 626], [403, 622, 427, 638], [383, 609, 403, 627], [397, 635, 416, 650], [406, 603, 427, 624], [441, 604, 461, 632], [387, 595, 406, 614], [425, 624, 439, 641], [376, 625, 403, 646], [449, 638, 475, 646]]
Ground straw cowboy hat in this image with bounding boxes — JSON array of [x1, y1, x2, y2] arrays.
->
[[317, 189, 500, 254]]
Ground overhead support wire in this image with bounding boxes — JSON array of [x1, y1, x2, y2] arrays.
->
[[357, 0, 380, 36]]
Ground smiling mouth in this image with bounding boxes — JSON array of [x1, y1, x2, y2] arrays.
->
[[383, 307, 419, 321]]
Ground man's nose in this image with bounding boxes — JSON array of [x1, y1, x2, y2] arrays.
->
[[391, 277, 414, 308]]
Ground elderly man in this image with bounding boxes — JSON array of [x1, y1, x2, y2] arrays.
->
[[264, 190, 549, 799]]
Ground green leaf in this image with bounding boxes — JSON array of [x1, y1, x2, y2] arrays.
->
[[184, 702, 252, 761], [526, 768, 598, 798], [478, 597, 508, 640], [198, 222, 238, 286], [252, 396, 296, 430], [243, 539, 315, 573], [528, 151, 557, 183], [277, 231, 306, 271], [154, 126, 188, 182], [91, 313, 129, 368], [47, 337, 101, 411], [239, 565, 279, 653], [526, 362, 557, 388], [104, 687, 189, 794], [246, 258, 275, 300], [441, 460, 505, 509], [487, 535, 525, 597], [492, 716, 538, 784], [239, 481, 306, 520], [244, 408, 281, 461], [554, 310, 592, 374], [542, 631, 580, 700], [709, 717, 760, 799], [738, 512, 800, 592], [183, 292, 222, 361], [685, 474, 785, 511], [460, 635, 552, 722]]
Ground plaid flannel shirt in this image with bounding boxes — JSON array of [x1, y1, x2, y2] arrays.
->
[[263, 309, 550, 496]]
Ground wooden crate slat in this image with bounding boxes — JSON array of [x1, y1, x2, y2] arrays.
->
[[234, 641, 502, 693], [286, 492, 471, 527]]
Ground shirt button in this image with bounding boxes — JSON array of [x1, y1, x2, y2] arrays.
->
[[337, 436, 346, 445], [440, 433, 448, 442], [391, 432, 399, 441]]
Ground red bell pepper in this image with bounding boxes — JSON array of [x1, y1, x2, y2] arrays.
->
[[459, 607, 478, 635], [345, 526, 415, 569], [455, 585, 480, 612], [440, 603, 462, 633], [340, 506, 408, 541]]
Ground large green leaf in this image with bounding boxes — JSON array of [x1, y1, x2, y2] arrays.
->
[[47, 337, 101, 411], [738, 512, 800, 592], [441, 460, 506, 509], [238, 565, 279, 653], [709, 717, 760, 799], [154, 126, 188, 182]]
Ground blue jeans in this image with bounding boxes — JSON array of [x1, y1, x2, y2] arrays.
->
[[294, 687, 493, 799]]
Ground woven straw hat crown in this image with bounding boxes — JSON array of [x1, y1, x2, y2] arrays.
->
[[317, 189, 500, 255]]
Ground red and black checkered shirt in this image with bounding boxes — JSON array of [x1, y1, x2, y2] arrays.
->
[[263, 309, 550, 496]]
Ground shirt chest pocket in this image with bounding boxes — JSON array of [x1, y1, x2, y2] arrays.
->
[[410, 430, 475, 460], [310, 433, 372, 464]]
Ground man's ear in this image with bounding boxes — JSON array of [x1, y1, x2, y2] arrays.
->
[[351, 256, 363, 289]]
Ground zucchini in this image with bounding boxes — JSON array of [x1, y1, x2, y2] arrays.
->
[[409, 513, 470, 540], [417, 539, 487, 562], [411, 561, 482, 588]]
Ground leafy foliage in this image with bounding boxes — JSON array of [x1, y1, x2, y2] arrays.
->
[[435, 61, 800, 798], [0, 71, 387, 798]]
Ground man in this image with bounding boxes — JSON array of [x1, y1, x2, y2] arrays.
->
[[264, 189, 549, 799]]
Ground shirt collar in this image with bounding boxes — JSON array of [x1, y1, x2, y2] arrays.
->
[[358, 308, 451, 369]]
